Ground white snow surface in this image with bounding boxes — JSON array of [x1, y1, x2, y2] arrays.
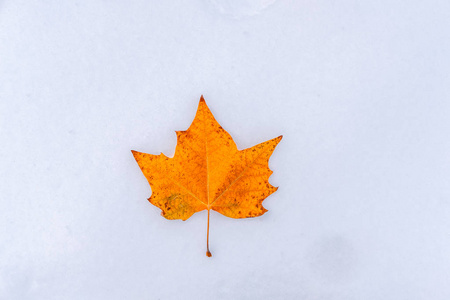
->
[[1, 0, 450, 299]]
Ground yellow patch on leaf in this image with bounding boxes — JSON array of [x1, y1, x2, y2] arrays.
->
[[132, 96, 282, 256]]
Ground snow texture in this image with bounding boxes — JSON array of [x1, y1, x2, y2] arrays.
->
[[1, 0, 450, 299]]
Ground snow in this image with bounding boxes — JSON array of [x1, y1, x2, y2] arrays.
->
[[1, 0, 450, 299]]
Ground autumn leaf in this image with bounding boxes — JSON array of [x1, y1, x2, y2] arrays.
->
[[131, 96, 282, 257]]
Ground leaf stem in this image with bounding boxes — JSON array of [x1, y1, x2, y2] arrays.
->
[[206, 209, 212, 257]]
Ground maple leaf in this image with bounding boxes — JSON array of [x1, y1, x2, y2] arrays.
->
[[132, 96, 282, 257]]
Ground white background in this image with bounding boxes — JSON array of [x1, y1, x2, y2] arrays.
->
[[1, 1, 450, 299]]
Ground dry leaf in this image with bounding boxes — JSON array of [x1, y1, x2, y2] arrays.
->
[[132, 96, 282, 256]]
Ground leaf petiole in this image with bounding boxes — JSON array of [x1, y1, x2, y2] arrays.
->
[[206, 209, 212, 257]]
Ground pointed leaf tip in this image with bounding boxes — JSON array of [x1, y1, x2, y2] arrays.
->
[[200, 95, 205, 102]]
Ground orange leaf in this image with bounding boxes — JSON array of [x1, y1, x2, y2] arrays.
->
[[132, 96, 282, 257]]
